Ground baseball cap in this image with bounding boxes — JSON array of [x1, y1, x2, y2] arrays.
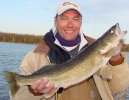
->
[[56, 0, 82, 16]]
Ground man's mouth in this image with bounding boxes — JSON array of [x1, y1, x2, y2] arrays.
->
[[65, 30, 74, 34]]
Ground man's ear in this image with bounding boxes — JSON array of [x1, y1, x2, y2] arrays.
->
[[54, 17, 57, 28]]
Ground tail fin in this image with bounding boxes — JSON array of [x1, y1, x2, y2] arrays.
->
[[4, 71, 20, 97]]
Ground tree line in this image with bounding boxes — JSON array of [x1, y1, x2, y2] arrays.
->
[[0, 31, 129, 51], [0, 32, 43, 44]]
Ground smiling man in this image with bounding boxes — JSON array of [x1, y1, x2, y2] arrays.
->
[[11, 1, 129, 100]]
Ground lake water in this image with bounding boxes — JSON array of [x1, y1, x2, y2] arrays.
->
[[0, 42, 129, 100], [0, 42, 36, 100]]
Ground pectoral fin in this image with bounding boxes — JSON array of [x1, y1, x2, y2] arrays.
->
[[97, 66, 112, 79]]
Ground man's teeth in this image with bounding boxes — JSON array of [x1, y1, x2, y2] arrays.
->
[[66, 31, 73, 33]]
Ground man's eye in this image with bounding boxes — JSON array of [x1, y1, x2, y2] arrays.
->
[[61, 17, 67, 20], [73, 18, 80, 21]]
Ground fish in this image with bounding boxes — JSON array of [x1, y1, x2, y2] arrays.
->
[[4, 23, 127, 98]]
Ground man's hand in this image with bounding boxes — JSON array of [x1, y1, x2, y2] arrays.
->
[[28, 79, 54, 96]]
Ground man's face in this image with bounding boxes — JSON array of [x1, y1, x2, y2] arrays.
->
[[54, 10, 82, 41]]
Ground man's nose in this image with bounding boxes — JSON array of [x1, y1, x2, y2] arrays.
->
[[67, 20, 74, 28]]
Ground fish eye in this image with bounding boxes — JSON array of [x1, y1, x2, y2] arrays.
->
[[111, 30, 114, 34]]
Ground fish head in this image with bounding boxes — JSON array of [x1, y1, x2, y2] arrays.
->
[[99, 23, 127, 56], [104, 23, 126, 46]]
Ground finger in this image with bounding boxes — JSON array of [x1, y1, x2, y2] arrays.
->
[[36, 79, 49, 92], [31, 79, 43, 90], [41, 84, 54, 94]]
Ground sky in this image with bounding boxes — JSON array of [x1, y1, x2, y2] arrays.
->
[[0, 0, 129, 42]]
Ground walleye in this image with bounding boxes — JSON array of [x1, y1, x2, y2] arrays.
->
[[4, 23, 127, 98]]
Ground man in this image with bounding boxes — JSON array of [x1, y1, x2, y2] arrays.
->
[[11, 1, 129, 100]]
